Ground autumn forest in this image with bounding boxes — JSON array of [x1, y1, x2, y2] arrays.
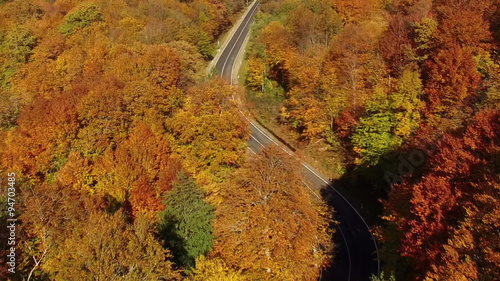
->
[[0, 0, 499, 280]]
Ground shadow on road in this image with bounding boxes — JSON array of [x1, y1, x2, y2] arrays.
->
[[318, 169, 385, 281]]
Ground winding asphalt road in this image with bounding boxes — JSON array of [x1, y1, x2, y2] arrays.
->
[[212, 1, 380, 280]]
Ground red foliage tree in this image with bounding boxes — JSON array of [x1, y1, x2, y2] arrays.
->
[[385, 109, 500, 280]]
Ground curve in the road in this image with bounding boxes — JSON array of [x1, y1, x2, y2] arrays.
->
[[212, 2, 380, 280], [247, 119, 379, 280]]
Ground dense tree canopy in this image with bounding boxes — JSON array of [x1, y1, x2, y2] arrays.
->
[[212, 146, 333, 280], [384, 110, 500, 280], [159, 172, 214, 268], [245, 0, 500, 279], [0, 0, 250, 279], [2, 0, 499, 279]]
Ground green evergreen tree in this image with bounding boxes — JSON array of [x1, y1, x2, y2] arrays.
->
[[159, 171, 214, 268]]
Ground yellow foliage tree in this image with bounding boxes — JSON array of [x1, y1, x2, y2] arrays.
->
[[212, 146, 333, 280], [246, 57, 266, 92], [189, 255, 248, 281], [168, 78, 249, 201]]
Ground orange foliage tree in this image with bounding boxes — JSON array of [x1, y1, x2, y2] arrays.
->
[[212, 146, 333, 280], [423, 46, 481, 115]]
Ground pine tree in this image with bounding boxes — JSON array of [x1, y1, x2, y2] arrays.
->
[[159, 171, 215, 268]]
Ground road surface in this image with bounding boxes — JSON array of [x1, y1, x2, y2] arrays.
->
[[212, 2, 380, 280], [213, 0, 259, 83]]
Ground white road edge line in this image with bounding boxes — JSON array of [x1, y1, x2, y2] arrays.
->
[[207, 0, 257, 74], [220, 2, 259, 82], [231, 23, 252, 85], [220, 0, 380, 276], [250, 122, 293, 156], [250, 134, 265, 148], [303, 179, 351, 281], [228, 4, 259, 84], [249, 112, 380, 276], [251, 119, 360, 280], [337, 222, 352, 281], [301, 162, 381, 275], [301, 180, 321, 199]]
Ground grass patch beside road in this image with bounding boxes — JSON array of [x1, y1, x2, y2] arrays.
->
[[238, 54, 248, 85], [246, 88, 346, 180]]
